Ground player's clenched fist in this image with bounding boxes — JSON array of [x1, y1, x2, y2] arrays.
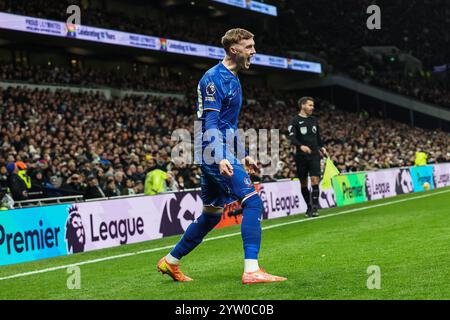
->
[[219, 159, 234, 176]]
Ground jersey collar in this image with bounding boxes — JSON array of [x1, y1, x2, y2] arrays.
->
[[220, 62, 239, 79]]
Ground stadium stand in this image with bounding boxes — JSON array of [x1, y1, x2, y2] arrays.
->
[[1, 84, 448, 202]]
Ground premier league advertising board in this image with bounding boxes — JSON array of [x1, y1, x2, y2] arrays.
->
[[0, 204, 70, 266], [306, 180, 337, 209], [410, 165, 435, 192], [394, 167, 414, 195], [433, 163, 450, 188], [0, 180, 302, 266], [365, 169, 399, 200], [333, 173, 367, 207], [258, 180, 306, 219]]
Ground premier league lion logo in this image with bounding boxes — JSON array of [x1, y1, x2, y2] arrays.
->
[[65, 205, 86, 253], [319, 188, 336, 208], [206, 82, 216, 96], [159, 192, 203, 237], [395, 168, 413, 194], [258, 186, 270, 220]]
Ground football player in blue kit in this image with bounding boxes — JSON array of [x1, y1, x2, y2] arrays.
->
[[157, 28, 287, 284]]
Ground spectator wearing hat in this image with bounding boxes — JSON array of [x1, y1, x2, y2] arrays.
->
[[6, 162, 28, 201], [16, 161, 32, 191]]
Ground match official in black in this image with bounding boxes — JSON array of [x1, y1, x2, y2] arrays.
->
[[288, 97, 328, 217]]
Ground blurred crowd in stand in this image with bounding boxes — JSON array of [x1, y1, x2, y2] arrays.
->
[[1, 85, 448, 206]]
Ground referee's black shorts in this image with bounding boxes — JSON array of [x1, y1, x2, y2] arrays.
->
[[294, 153, 321, 180]]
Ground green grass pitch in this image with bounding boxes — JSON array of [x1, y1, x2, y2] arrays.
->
[[1, 187, 449, 300]]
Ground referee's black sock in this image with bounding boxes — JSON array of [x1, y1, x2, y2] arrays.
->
[[301, 186, 311, 209], [311, 184, 320, 208]]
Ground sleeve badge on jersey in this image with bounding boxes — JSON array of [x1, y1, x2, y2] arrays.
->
[[206, 82, 216, 96], [312, 126, 317, 133]]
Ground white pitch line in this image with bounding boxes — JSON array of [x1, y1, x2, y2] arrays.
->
[[0, 189, 449, 282]]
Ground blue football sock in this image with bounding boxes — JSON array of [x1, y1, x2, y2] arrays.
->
[[241, 194, 263, 260], [170, 212, 222, 260]]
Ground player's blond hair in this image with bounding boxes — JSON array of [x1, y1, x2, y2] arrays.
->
[[221, 28, 254, 54]]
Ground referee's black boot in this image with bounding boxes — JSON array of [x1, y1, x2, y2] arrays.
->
[[305, 206, 313, 218], [311, 205, 319, 217]]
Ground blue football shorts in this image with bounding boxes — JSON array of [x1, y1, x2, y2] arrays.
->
[[200, 162, 256, 209]]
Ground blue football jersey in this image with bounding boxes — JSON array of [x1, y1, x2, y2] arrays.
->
[[196, 62, 244, 163]]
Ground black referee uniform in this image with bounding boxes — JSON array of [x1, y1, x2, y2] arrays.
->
[[288, 114, 323, 179], [288, 113, 323, 215]]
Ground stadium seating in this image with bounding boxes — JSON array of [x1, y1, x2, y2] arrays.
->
[[1, 84, 448, 202]]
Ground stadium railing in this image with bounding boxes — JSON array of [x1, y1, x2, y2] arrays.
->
[[14, 195, 84, 208]]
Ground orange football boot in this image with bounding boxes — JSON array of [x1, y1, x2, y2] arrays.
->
[[157, 257, 193, 282], [242, 268, 287, 284]]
